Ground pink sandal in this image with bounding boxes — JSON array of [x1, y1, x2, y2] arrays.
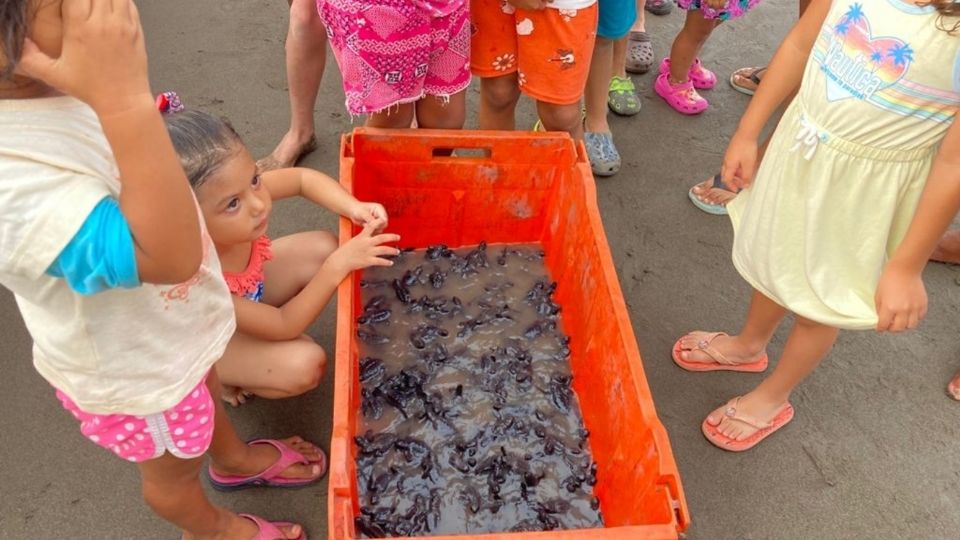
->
[[702, 397, 794, 452], [181, 514, 306, 540], [208, 439, 328, 490]]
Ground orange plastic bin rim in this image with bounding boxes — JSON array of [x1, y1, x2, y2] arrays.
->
[[330, 128, 690, 540]]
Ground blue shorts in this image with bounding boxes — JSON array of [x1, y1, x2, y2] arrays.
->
[[598, 0, 638, 40]]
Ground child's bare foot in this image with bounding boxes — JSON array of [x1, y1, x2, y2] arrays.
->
[[930, 230, 960, 265], [212, 436, 325, 483], [690, 175, 738, 207], [948, 369, 960, 400], [257, 131, 318, 172], [705, 391, 789, 442], [675, 331, 766, 367], [221, 384, 253, 407]]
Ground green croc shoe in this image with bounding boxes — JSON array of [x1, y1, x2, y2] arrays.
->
[[608, 76, 641, 117]]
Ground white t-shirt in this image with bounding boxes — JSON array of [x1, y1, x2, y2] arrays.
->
[[547, 0, 596, 10], [497, 0, 596, 13], [0, 96, 236, 416]]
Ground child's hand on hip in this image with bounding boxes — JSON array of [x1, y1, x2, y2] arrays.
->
[[18, 0, 152, 116], [325, 219, 401, 278], [349, 202, 389, 233], [705, 0, 728, 10], [508, 0, 550, 11], [875, 264, 927, 333], [721, 132, 759, 191]]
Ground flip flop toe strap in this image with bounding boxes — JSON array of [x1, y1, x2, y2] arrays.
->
[[694, 332, 739, 366], [248, 439, 309, 482], [723, 398, 773, 430]]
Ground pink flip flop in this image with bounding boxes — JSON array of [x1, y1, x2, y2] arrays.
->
[[702, 397, 794, 452], [208, 439, 327, 491], [180, 514, 306, 540], [672, 332, 768, 372]]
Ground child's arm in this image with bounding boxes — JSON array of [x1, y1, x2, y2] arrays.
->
[[19, 0, 202, 284], [262, 167, 387, 229], [234, 220, 400, 341], [875, 121, 960, 333], [721, 0, 833, 190]]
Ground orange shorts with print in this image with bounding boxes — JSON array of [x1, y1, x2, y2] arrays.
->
[[471, 1, 599, 105]]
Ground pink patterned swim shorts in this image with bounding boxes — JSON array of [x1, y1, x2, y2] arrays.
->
[[318, 0, 471, 115], [56, 376, 215, 463]]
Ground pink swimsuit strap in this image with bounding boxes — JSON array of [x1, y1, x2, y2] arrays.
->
[[222, 236, 274, 297]]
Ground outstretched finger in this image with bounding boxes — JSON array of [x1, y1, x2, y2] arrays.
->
[[63, 0, 95, 21], [906, 310, 920, 331], [368, 257, 395, 267], [359, 218, 383, 236], [876, 305, 892, 332], [888, 312, 907, 333], [16, 38, 57, 85], [373, 246, 401, 257], [372, 233, 401, 245]]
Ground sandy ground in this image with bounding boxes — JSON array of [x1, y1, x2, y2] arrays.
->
[[3, 1, 960, 539]]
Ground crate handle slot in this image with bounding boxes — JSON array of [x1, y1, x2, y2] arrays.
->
[[431, 147, 493, 159]]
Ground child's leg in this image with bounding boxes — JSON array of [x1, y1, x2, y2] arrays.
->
[[214, 230, 335, 402], [217, 333, 326, 400], [205, 369, 325, 483], [518, 5, 598, 137], [479, 74, 521, 130], [537, 101, 586, 141], [139, 453, 304, 540], [706, 316, 839, 440], [584, 37, 615, 135], [668, 10, 718, 83], [677, 289, 788, 365], [416, 90, 467, 130], [137, 372, 310, 539], [365, 104, 417, 129], [261, 230, 338, 306], [263, 0, 327, 169]]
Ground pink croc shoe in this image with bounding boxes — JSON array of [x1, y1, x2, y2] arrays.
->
[[688, 58, 717, 90], [659, 57, 716, 90], [654, 72, 709, 115]]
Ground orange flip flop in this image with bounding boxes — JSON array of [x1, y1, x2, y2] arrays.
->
[[672, 332, 768, 372], [702, 397, 794, 452]]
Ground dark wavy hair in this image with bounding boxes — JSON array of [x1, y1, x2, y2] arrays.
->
[[163, 109, 244, 189], [925, 0, 960, 33], [0, 0, 29, 80]]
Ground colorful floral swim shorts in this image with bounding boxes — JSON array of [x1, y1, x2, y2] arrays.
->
[[319, 0, 472, 115]]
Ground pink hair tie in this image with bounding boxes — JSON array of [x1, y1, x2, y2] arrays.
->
[[156, 91, 184, 114]]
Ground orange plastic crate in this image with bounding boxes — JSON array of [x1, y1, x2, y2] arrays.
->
[[331, 128, 689, 540]]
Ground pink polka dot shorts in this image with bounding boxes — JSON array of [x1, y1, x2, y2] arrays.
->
[[56, 376, 215, 463]]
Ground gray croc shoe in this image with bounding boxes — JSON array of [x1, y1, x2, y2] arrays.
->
[[584, 132, 621, 177], [645, 0, 673, 16], [626, 31, 655, 74], [608, 76, 641, 116]]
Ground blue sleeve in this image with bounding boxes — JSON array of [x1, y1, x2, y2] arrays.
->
[[46, 197, 140, 295]]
